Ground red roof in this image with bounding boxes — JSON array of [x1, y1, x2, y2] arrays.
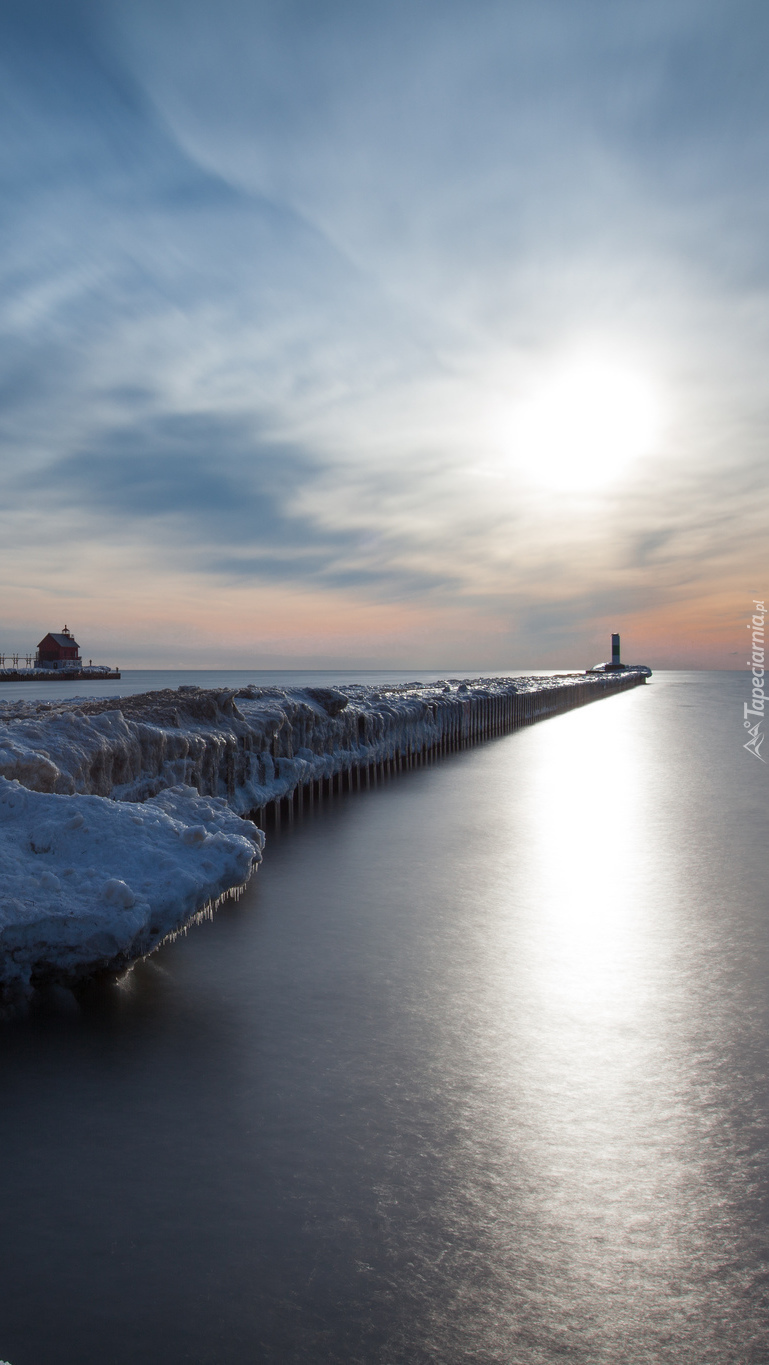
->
[[37, 630, 80, 654]]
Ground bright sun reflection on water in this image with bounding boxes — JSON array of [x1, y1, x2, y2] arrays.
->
[[526, 705, 649, 1017], [446, 690, 735, 1354]]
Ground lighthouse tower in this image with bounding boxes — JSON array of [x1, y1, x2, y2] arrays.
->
[[587, 631, 651, 676]]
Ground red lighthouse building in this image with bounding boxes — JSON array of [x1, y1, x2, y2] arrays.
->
[[35, 625, 82, 670]]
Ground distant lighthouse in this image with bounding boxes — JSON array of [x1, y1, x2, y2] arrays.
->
[[586, 632, 652, 677]]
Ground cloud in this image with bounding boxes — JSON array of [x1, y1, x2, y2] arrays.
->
[[26, 411, 454, 597], [0, 0, 766, 664]]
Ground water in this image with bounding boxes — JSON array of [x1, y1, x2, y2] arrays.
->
[[0, 672, 766, 1364], [0, 668, 548, 704]]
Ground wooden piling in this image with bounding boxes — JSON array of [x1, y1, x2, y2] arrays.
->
[[249, 672, 644, 833]]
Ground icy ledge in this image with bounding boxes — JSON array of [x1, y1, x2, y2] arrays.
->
[[0, 674, 644, 990], [0, 778, 263, 989]]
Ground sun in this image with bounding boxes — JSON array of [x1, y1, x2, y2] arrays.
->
[[502, 354, 664, 491]]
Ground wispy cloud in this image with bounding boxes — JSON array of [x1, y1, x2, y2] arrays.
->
[[0, 0, 766, 665]]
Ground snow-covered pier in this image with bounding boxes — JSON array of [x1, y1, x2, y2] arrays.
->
[[0, 667, 121, 682], [248, 670, 646, 828], [0, 671, 645, 991]]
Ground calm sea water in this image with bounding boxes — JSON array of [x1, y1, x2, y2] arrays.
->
[[0, 667, 539, 704], [0, 671, 766, 1364]]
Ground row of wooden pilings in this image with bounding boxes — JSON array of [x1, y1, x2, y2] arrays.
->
[[251, 672, 646, 831]]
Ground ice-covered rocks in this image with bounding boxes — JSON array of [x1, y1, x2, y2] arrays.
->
[[0, 778, 263, 988], [0, 672, 643, 988], [0, 678, 541, 815]]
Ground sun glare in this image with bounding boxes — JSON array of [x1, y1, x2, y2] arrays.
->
[[500, 355, 663, 492]]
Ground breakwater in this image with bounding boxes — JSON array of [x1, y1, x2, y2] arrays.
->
[[0, 667, 121, 682], [0, 671, 647, 821], [0, 671, 646, 987], [253, 671, 646, 828]]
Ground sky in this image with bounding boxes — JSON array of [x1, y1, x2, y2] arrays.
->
[[0, 0, 766, 670]]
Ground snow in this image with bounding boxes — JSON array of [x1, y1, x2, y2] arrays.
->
[[0, 778, 263, 988], [0, 673, 641, 988]]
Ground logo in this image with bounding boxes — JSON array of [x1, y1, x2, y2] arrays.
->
[[744, 598, 766, 761], [743, 718, 764, 762]]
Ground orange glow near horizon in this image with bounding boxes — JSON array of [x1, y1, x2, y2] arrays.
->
[[0, 561, 751, 671]]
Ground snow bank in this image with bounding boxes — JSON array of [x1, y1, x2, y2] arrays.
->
[[0, 778, 263, 988]]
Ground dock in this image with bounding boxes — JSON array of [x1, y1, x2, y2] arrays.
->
[[0, 625, 119, 682], [0, 671, 646, 827], [0, 668, 121, 682], [250, 670, 647, 830]]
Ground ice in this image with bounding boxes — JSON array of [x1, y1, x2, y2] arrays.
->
[[0, 673, 639, 987], [0, 777, 263, 988]]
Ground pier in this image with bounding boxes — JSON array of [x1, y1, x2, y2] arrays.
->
[[251, 670, 646, 831], [0, 671, 647, 832], [0, 625, 120, 681], [0, 667, 121, 681], [0, 669, 647, 988]]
